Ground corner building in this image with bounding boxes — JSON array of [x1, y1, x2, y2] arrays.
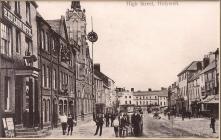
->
[[0, 1, 39, 136]]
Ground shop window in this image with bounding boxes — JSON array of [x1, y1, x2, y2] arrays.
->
[[0, 23, 12, 56], [15, 1, 20, 15], [4, 77, 10, 111], [26, 2, 31, 24], [16, 29, 21, 53]]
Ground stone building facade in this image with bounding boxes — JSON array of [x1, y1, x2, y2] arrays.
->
[[0, 1, 39, 136], [65, 1, 94, 120]]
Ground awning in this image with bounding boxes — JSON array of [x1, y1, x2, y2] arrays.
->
[[200, 94, 219, 104]]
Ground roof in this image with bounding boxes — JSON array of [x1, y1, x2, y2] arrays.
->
[[133, 90, 168, 97], [94, 70, 109, 87], [200, 60, 216, 74], [189, 71, 201, 81], [177, 61, 201, 76], [46, 19, 61, 35]]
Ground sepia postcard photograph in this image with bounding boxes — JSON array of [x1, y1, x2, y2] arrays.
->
[[0, 0, 220, 139]]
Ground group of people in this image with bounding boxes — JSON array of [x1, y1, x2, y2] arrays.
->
[[59, 114, 76, 136], [93, 110, 142, 137]]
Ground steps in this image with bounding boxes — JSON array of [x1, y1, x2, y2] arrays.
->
[[15, 125, 51, 138]]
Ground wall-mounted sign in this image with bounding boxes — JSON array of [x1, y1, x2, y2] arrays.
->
[[2, 117, 15, 138], [3, 7, 32, 37]]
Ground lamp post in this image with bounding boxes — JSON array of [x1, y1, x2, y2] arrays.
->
[[87, 16, 98, 117]]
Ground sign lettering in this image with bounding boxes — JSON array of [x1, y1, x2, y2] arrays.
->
[[3, 7, 32, 37]]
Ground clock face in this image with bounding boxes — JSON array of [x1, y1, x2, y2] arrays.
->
[[87, 31, 98, 42]]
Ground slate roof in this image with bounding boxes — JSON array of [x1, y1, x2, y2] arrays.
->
[[200, 60, 216, 74], [46, 19, 61, 35], [189, 71, 201, 81], [177, 61, 201, 76]]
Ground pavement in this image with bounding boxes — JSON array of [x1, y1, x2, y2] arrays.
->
[[45, 113, 219, 138], [143, 113, 219, 138], [46, 120, 116, 138]]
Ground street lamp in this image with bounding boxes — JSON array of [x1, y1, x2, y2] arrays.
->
[[87, 16, 98, 118]]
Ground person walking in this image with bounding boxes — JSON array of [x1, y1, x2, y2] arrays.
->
[[113, 116, 120, 137], [105, 113, 110, 127], [119, 114, 128, 137], [210, 115, 216, 133], [67, 114, 74, 136], [110, 113, 115, 127], [60, 114, 68, 135], [94, 113, 104, 136], [132, 110, 141, 137]]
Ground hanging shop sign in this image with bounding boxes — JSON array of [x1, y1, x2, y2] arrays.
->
[[3, 7, 32, 37], [87, 31, 98, 43]]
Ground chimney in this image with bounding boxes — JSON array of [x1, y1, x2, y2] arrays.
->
[[148, 88, 152, 91], [94, 64, 100, 72], [197, 62, 202, 71], [203, 57, 209, 69], [131, 88, 134, 92]]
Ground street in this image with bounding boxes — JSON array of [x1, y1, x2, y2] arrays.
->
[[46, 113, 219, 138]]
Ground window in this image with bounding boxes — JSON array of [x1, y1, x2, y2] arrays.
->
[[16, 30, 21, 53], [0, 23, 11, 56], [125, 96, 127, 99], [26, 2, 31, 24], [4, 77, 10, 111], [46, 66, 49, 88], [51, 38, 55, 51], [25, 38, 32, 56], [129, 96, 131, 98], [42, 65, 45, 87], [129, 101, 131, 104], [40, 30, 45, 49], [45, 33, 49, 51], [125, 101, 127, 104], [15, 1, 20, 15], [52, 69, 56, 89], [155, 96, 157, 99]]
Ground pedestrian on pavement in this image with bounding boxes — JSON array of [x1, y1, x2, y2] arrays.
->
[[132, 110, 141, 137], [210, 115, 216, 133], [119, 113, 128, 137], [59, 114, 68, 135], [94, 113, 104, 136], [105, 113, 110, 127], [182, 112, 185, 121], [67, 114, 74, 136], [113, 116, 120, 137], [110, 113, 115, 127]]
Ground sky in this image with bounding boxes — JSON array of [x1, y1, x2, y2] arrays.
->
[[37, 0, 220, 91]]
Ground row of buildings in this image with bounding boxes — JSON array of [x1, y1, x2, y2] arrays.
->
[[168, 49, 219, 118], [116, 87, 168, 111], [0, 1, 116, 137]]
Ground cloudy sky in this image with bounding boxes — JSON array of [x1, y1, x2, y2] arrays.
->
[[37, 1, 219, 91]]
